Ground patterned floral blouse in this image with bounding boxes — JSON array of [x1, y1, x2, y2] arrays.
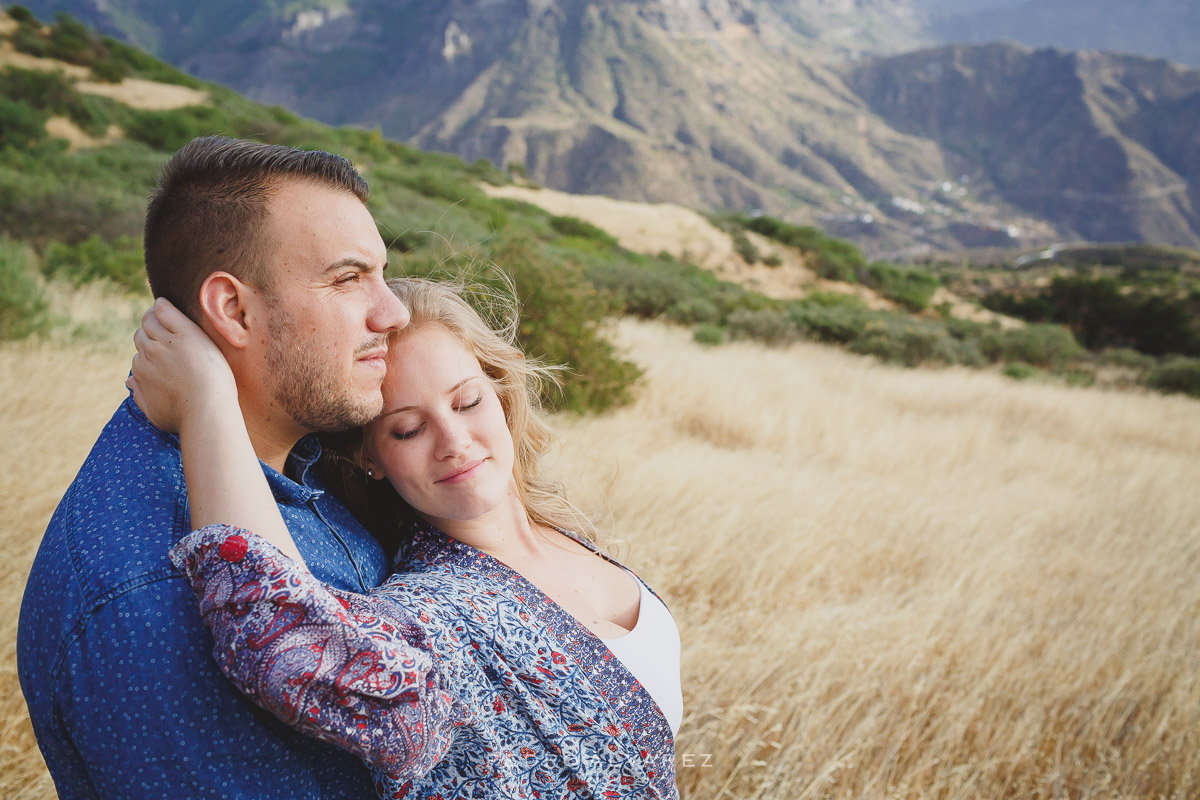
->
[[170, 523, 679, 800]]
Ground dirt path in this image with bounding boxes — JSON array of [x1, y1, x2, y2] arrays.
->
[[481, 183, 881, 303], [74, 77, 208, 110], [0, 40, 208, 111]]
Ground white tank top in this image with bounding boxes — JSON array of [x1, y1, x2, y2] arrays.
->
[[600, 575, 683, 735]]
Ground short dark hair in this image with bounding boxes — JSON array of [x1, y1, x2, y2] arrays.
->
[[143, 136, 370, 319]]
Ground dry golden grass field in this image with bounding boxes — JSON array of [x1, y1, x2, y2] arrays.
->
[[2, 319, 1199, 799]]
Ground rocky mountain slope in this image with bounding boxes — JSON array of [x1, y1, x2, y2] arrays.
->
[[845, 43, 1200, 247], [932, 0, 1200, 68], [12, 1, 1200, 252]]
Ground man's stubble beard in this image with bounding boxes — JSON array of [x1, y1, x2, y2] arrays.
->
[[266, 310, 384, 433]]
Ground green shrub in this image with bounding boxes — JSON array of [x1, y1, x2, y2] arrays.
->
[[0, 239, 50, 339], [548, 215, 617, 247], [1145, 357, 1200, 398], [727, 307, 800, 346], [988, 323, 1083, 369], [666, 297, 720, 325], [90, 56, 131, 83], [692, 324, 726, 346], [103, 37, 203, 87], [800, 290, 864, 309], [43, 235, 147, 293], [1002, 362, 1040, 381], [739, 215, 865, 281], [125, 106, 232, 151], [731, 229, 759, 264], [6, 5, 36, 24], [762, 253, 782, 268], [850, 317, 945, 367], [0, 67, 115, 136], [864, 262, 940, 312], [790, 304, 870, 345], [11, 25, 48, 58], [405, 239, 641, 414], [0, 98, 47, 150], [47, 12, 99, 65], [1099, 347, 1157, 372]]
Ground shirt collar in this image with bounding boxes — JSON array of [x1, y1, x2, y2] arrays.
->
[[125, 394, 325, 507]]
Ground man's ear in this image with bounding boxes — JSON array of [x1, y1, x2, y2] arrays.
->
[[197, 272, 257, 350]]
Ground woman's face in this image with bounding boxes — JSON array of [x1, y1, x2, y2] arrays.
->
[[363, 323, 517, 527]]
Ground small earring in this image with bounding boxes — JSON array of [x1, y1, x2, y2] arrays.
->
[[366, 468, 375, 479]]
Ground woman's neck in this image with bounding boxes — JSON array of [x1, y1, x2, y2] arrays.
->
[[425, 484, 554, 564]]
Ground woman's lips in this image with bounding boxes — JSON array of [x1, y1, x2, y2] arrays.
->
[[437, 459, 485, 484]]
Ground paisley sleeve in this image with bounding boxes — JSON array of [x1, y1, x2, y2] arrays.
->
[[168, 524, 467, 779]]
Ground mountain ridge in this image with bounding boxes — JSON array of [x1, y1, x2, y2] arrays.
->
[[9, 0, 1200, 252]]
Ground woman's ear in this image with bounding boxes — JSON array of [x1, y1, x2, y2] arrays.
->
[[197, 272, 255, 350], [360, 450, 386, 481]]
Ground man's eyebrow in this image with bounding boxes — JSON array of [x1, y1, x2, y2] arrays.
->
[[323, 258, 380, 273], [378, 377, 479, 419]]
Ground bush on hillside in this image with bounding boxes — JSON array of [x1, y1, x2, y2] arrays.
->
[[0, 239, 50, 339], [863, 261, 940, 312], [981, 323, 1082, 369], [1144, 357, 1200, 398], [125, 106, 232, 151], [982, 275, 1200, 358], [727, 307, 800, 346], [738, 215, 866, 281], [548, 215, 617, 248], [0, 67, 115, 135], [6, 5, 36, 24], [692, 324, 726, 346], [401, 239, 641, 414], [0, 98, 47, 150], [731, 229, 759, 264], [43, 235, 146, 293], [790, 303, 871, 345]]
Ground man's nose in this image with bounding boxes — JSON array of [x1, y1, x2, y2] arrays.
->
[[369, 276, 410, 333]]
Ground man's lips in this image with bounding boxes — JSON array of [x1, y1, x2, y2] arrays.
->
[[356, 347, 388, 368], [437, 459, 485, 484]]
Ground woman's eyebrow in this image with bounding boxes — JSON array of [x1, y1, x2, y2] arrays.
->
[[379, 377, 479, 418]]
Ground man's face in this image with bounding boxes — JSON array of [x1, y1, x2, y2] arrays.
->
[[257, 179, 409, 433]]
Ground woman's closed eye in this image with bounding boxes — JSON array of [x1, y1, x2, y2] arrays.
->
[[391, 396, 482, 440], [457, 394, 483, 412], [393, 425, 422, 441]]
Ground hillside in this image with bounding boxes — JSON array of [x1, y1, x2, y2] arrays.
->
[[844, 42, 1200, 247], [13, 0, 1200, 255], [3, 8, 1199, 403]]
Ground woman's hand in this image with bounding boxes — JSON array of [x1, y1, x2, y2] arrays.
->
[[127, 298, 238, 434]]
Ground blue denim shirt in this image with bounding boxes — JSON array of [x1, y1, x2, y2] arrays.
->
[[17, 397, 390, 799]]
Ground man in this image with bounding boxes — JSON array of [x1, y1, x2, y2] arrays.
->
[[18, 137, 410, 798]]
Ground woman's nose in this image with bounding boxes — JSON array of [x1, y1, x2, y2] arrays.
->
[[433, 416, 471, 460]]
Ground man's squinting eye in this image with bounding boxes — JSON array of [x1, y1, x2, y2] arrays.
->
[[334, 272, 361, 285]]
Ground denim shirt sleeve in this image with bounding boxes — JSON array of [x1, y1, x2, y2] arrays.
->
[[169, 525, 468, 778], [18, 400, 381, 799], [53, 576, 343, 798]]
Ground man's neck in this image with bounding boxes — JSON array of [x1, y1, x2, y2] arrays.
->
[[242, 406, 305, 475]]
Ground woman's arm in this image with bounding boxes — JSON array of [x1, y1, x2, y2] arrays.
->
[[170, 524, 465, 777], [128, 298, 304, 563]]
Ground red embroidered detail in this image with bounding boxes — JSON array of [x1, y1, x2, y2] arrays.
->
[[218, 535, 248, 562]]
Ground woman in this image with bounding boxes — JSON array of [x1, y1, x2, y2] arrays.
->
[[128, 278, 681, 799]]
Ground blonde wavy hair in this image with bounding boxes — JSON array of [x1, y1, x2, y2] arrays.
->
[[322, 276, 595, 554]]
